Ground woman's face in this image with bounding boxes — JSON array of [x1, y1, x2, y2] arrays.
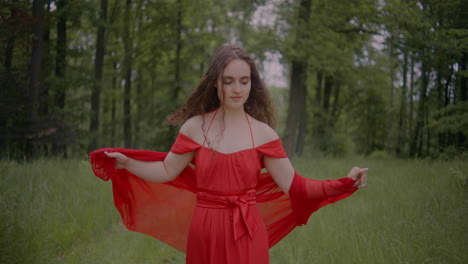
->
[[216, 59, 251, 110]]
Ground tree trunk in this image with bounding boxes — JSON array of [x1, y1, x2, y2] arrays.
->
[[425, 102, 430, 156], [2, 5, 18, 153], [4, 5, 17, 70], [387, 37, 395, 153], [295, 73, 308, 156], [319, 75, 333, 152], [40, 0, 51, 118], [26, 0, 44, 157], [283, 0, 312, 157], [134, 2, 143, 148], [460, 53, 468, 102], [110, 61, 118, 146], [410, 52, 429, 157], [330, 80, 341, 126], [312, 71, 323, 150], [123, 0, 133, 148], [408, 52, 415, 151], [52, 0, 68, 157], [172, 0, 183, 101], [284, 61, 307, 156], [458, 53, 467, 149], [323, 75, 332, 112], [88, 0, 108, 152], [436, 61, 444, 151], [397, 50, 408, 155]]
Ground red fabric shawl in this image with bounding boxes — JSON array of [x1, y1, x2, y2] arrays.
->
[[89, 147, 357, 252]]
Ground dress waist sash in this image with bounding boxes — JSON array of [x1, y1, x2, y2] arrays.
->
[[196, 190, 258, 240]]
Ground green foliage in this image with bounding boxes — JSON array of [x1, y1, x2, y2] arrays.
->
[[368, 149, 392, 159], [1, 0, 467, 159], [430, 102, 468, 135]]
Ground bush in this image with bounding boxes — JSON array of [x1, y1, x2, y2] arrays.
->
[[368, 150, 391, 159]]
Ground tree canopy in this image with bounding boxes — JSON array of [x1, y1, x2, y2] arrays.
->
[[1, 0, 466, 159]]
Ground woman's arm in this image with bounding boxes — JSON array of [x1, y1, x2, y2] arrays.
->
[[105, 151, 194, 183], [264, 156, 368, 194], [264, 157, 295, 193], [259, 123, 367, 194], [104, 120, 198, 183]]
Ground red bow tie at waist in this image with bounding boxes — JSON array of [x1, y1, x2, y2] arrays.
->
[[196, 190, 259, 240]]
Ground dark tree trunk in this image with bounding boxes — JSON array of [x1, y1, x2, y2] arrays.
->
[[387, 37, 395, 153], [52, 0, 68, 157], [445, 65, 453, 107], [26, 0, 44, 157], [410, 52, 429, 157], [458, 53, 467, 150], [133, 2, 143, 148], [323, 75, 332, 113], [123, 0, 133, 148], [88, 0, 108, 153], [436, 62, 444, 151], [330, 80, 341, 126], [111, 61, 118, 146], [172, 0, 183, 101], [460, 54, 468, 102], [2, 5, 18, 153], [425, 102, 430, 156], [4, 6, 17, 70], [397, 50, 408, 155], [40, 0, 51, 118], [284, 61, 308, 157], [283, 0, 312, 157], [408, 53, 415, 152], [295, 73, 308, 156], [317, 75, 333, 152], [312, 71, 323, 150]]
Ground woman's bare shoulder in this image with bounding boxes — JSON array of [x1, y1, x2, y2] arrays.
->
[[248, 116, 280, 146], [179, 113, 211, 143], [180, 115, 201, 135]]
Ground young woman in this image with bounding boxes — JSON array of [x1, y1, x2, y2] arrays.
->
[[90, 45, 367, 264]]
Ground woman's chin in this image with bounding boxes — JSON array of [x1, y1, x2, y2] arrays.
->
[[222, 101, 246, 110]]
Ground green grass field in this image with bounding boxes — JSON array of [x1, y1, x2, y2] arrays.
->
[[1, 157, 466, 264]]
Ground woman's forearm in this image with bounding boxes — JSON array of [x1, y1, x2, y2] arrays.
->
[[124, 158, 173, 183]]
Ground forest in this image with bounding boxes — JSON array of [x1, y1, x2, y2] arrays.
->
[[1, 0, 467, 159], [1, 1, 467, 263]]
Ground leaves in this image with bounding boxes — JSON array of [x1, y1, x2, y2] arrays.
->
[[1, 0, 467, 158]]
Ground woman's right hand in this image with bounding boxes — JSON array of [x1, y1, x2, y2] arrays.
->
[[105, 151, 130, 169]]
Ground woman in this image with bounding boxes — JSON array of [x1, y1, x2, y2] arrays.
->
[[90, 45, 367, 264]]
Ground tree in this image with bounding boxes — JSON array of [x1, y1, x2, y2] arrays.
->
[[52, 0, 68, 156], [25, 0, 44, 157], [88, 0, 107, 152], [122, 0, 133, 148], [283, 0, 312, 157]]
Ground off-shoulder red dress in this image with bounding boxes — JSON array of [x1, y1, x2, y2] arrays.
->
[[89, 113, 358, 264]]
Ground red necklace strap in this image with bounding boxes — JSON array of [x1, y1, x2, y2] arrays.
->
[[203, 108, 218, 147], [245, 112, 255, 148]]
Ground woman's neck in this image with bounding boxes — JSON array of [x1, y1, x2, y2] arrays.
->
[[218, 106, 246, 122]]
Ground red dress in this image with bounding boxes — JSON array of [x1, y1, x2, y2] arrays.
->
[[89, 115, 358, 264]]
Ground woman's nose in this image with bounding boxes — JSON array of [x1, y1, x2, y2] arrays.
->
[[233, 82, 241, 93]]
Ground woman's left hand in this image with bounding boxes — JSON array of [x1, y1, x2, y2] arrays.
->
[[347, 167, 368, 188]]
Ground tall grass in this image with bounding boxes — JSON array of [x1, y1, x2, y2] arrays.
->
[[270, 157, 467, 264], [0, 157, 466, 263]]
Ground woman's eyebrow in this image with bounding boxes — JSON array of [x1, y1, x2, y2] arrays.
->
[[222, 76, 250, 79]]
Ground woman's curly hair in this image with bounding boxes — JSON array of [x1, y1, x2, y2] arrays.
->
[[166, 45, 276, 127]]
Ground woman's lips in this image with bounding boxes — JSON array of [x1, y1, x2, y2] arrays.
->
[[231, 96, 242, 101]]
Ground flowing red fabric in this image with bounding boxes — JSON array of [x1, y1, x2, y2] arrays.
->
[[89, 134, 357, 262]]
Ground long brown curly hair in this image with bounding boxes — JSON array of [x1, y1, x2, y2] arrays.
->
[[166, 45, 276, 127]]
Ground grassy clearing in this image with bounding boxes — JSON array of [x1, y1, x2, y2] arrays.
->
[[0, 157, 466, 263]]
